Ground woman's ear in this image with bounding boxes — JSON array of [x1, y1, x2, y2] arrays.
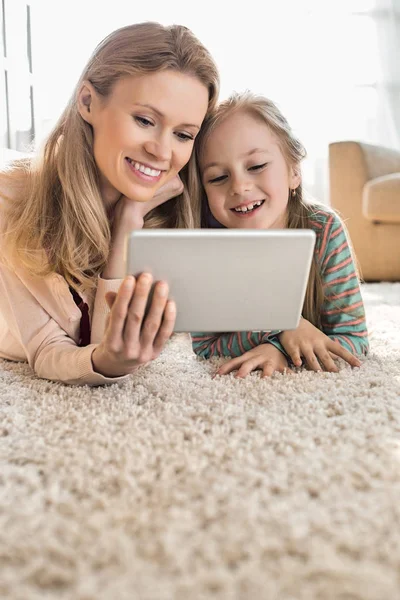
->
[[77, 81, 98, 124], [290, 163, 302, 190]]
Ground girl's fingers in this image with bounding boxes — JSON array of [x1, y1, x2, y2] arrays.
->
[[235, 357, 262, 378], [315, 348, 340, 373], [216, 356, 245, 376], [139, 281, 169, 350], [328, 341, 361, 367], [262, 361, 277, 378], [287, 347, 302, 368], [153, 300, 177, 355], [302, 348, 323, 372], [106, 276, 136, 348]]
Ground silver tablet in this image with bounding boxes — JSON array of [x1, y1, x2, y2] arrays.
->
[[125, 229, 316, 332]]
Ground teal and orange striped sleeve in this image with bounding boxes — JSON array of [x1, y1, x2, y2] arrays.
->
[[311, 209, 369, 356], [191, 329, 281, 359]]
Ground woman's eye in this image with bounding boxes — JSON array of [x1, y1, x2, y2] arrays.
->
[[208, 174, 227, 184], [249, 162, 268, 171], [175, 132, 194, 142], [134, 116, 153, 127]]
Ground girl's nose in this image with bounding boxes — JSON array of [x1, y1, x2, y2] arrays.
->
[[229, 176, 252, 196]]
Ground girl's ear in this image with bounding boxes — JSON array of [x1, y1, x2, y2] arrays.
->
[[289, 163, 302, 190], [77, 80, 99, 125]]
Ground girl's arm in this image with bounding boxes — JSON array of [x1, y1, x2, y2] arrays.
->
[[191, 330, 282, 358], [318, 212, 369, 356]]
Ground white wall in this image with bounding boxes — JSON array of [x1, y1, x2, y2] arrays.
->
[[28, 0, 387, 203]]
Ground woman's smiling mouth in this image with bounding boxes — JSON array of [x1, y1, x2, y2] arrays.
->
[[125, 158, 164, 182]]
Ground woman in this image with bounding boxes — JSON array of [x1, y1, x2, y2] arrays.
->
[[0, 22, 219, 385]]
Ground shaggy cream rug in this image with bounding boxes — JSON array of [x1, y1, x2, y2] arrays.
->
[[1, 283, 400, 600]]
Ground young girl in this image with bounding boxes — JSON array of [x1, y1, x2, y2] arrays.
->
[[0, 22, 219, 385], [190, 92, 369, 378]]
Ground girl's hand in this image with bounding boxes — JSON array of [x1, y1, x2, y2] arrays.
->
[[215, 343, 292, 378], [103, 175, 183, 279], [91, 274, 176, 377], [278, 317, 361, 372]]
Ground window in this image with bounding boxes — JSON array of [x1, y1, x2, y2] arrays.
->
[[1, 0, 34, 151]]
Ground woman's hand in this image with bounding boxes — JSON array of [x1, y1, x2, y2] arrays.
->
[[91, 273, 176, 377], [215, 343, 292, 378], [114, 174, 184, 231], [103, 175, 184, 279], [278, 317, 361, 372]]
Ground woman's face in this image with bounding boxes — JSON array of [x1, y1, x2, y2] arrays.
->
[[79, 70, 209, 206]]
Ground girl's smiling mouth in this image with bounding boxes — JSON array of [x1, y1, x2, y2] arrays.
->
[[231, 199, 265, 215]]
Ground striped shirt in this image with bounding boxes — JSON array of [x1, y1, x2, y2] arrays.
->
[[191, 206, 369, 360]]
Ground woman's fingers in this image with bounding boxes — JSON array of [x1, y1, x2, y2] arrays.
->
[[139, 281, 176, 358], [106, 276, 136, 350], [124, 273, 154, 344], [139, 281, 169, 351], [153, 300, 177, 355]]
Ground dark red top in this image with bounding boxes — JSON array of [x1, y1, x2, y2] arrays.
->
[[69, 286, 91, 347]]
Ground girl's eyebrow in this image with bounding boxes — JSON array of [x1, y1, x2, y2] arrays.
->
[[202, 147, 270, 172]]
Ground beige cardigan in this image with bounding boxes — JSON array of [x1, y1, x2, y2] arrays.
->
[[0, 169, 129, 386]]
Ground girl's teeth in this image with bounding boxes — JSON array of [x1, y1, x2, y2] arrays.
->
[[234, 200, 263, 213]]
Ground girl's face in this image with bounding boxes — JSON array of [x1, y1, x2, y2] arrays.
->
[[78, 70, 209, 206], [201, 110, 300, 229]]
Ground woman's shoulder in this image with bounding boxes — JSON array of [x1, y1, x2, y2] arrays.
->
[[0, 159, 32, 210]]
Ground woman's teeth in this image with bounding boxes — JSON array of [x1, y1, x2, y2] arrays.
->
[[233, 200, 264, 213], [126, 158, 161, 177]]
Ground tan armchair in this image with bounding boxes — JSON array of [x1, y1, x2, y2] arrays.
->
[[329, 141, 400, 281]]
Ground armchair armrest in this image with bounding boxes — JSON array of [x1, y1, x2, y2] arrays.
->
[[363, 173, 400, 224]]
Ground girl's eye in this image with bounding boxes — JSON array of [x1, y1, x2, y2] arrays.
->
[[175, 132, 194, 142], [208, 174, 227, 184], [249, 162, 268, 171], [134, 116, 154, 127]]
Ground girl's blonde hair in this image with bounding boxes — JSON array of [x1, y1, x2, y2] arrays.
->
[[0, 22, 219, 293], [191, 91, 355, 328]]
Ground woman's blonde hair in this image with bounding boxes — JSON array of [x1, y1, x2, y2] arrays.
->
[[1, 22, 219, 292], [191, 91, 358, 328]]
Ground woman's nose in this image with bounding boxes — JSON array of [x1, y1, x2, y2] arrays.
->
[[144, 135, 172, 162]]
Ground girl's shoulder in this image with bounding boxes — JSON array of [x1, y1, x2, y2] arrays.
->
[[304, 202, 343, 235]]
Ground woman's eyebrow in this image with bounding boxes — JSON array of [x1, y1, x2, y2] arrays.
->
[[133, 103, 200, 129]]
